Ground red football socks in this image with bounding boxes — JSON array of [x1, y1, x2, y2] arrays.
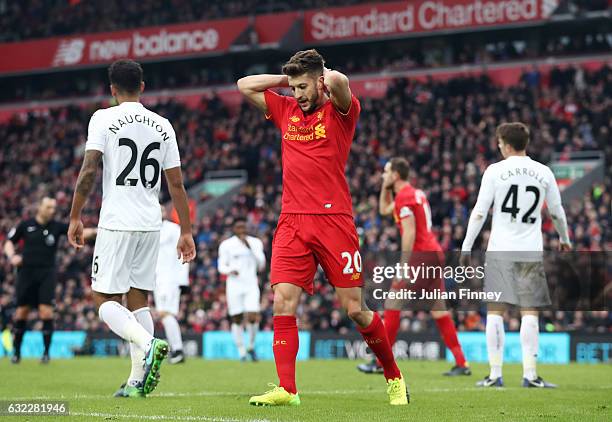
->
[[383, 309, 401, 346], [358, 312, 402, 380], [435, 314, 467, 367], [273, 315, 299, 394]]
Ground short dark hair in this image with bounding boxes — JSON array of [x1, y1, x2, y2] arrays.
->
[[108, 59, 143, 94], [282, 49, 325, 77], [390, 157, 409, 180], [496, 122, 530, 151], [233, 217, 247, 226]]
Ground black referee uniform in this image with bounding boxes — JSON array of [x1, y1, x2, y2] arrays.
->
[[7, 218, 68, 360]]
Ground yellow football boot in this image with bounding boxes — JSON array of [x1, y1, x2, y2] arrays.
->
[[387, 375, 410, 405], [249, 384, 301, 406]]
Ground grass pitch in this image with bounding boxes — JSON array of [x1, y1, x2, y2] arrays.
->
[[0, 358, 610, 421]]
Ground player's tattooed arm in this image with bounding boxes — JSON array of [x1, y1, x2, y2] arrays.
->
[[237, 74, 289, 114], [74, 150, 102, 202], [68, 150, 101, 248], [323, 68, 352, 114]]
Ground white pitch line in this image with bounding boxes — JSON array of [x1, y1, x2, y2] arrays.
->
[[9, 385, 612, 401], [70, 412, 273, 422]]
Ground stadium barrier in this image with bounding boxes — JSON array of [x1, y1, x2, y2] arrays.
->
[[202, 331, 311, 360], [0, 331, 608, 363], [570, 333, 612, 364], [451, 332, 571, 364]]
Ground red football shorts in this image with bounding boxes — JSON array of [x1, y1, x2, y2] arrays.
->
[[270, 214, 363, 294]]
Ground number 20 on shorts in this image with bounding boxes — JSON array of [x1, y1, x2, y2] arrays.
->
[[341, 250, 362, 275]]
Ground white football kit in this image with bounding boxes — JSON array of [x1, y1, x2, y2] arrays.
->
[[462, 155, 570, 255], [154, 220, 189, 315], [462, 155, 570, 307], [218, 235, 266, 316], [87, 102, 181, 294]]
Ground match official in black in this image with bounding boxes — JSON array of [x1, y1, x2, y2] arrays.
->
[[3, 196, 96, 363]]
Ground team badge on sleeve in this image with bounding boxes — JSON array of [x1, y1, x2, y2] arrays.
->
[[399, 206, 413, 218]]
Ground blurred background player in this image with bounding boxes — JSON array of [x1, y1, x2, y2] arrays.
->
[[358, 158, 470, 376], [238, 49, 408, 406], [154, 205, 190, 364], [461, 122, 571, 388], [3, 196, 96, 364], [218, 217, 265, 362], [67, 59, 196, 398]]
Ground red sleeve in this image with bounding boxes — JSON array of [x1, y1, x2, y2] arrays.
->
[[395, 192, 416, 220], [333, 94, 360, 125], [264, 89, 289, 129]]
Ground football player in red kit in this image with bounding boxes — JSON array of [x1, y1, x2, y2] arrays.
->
[[237, 50, 408, 406], [358, 157, 471, 376]]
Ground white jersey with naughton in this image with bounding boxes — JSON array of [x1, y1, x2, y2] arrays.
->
[[218, 235, 266, 288], [156, 220, 189, 287], [462, 156, 570, 253], [85, 102, 181, 231]]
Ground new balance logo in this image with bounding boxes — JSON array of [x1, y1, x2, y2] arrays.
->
[[53, 39, 85, 66]]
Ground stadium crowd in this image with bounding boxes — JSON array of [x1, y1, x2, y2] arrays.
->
[[1, 0, 608, 42], [0, 64, 610, 337], [3, 27, 610, 105]]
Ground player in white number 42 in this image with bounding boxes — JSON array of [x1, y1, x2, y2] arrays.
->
[[67, 59, 196, 398], [461, 122, 571, 389]]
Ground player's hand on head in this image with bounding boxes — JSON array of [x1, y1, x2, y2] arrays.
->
[[382, 171, 393, 189], [177, 233, 196, 263], [10, 255, 22, 267], [68, 219, 85, 249]]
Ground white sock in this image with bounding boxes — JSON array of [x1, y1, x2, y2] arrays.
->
[[127, 307, 154, 386], [231, 323, 246, 358], [162, 314, 183, 352], [246, 322, 258, 351], [98, 301, 153, 351], [486, 314, 505, 379], [520, 314, 539, 381]]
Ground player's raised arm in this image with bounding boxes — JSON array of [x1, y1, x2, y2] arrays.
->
[[69, 150, 102, 248], [461, 167, 495, 253], [323, 68, 352, 114], [237, 74, 289, 114], [379, 165, 396, 216], [544, 168, 571, 251]]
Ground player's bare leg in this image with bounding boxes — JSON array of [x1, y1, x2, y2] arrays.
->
[[245, 312, 259, 362], [250, 283, 301, 406], [38, 304, 54, 364], [230, 313, 247, 361], [477, 303, 506, 387], [336, 286, 408, 405], [11, 305, 29, 364], [520, 308, 555, 388]]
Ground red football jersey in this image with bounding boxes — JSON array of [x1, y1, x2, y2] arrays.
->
[[264, 89, 360, 215], [393, 184, 442, 252]]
